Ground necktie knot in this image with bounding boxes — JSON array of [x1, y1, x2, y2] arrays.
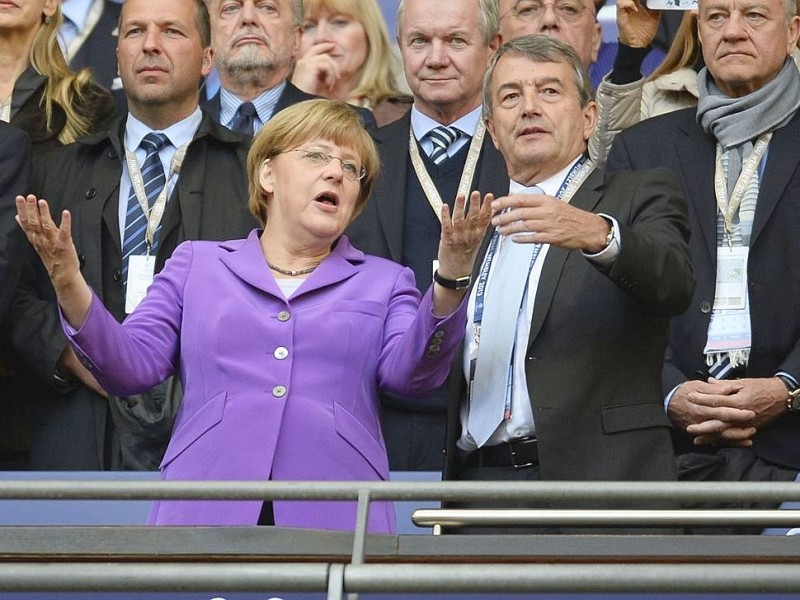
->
[[230, 102, 257, 135], [141, 132, 169, 153], [427, 125, 461, 165]]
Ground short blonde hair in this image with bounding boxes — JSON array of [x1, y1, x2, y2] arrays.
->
[[247, 99, 380, 225], [302, 0, 402, 105]]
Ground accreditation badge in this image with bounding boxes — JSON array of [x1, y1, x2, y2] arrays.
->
[[125, 254, 156, 314]]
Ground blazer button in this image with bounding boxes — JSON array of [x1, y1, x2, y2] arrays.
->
[[85, 188, 97, 199], [272, 385, 287, 397], [107, 149, 118, 160], [700, 300, 712, 314], [113, 268, 122, 282], [277, 311, 291, 322], [273, 347, 288, 360], [434, 331, 445, 339]]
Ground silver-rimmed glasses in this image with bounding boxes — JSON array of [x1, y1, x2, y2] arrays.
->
[[287, 148, 367, 182]]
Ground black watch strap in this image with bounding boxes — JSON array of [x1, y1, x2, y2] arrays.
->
[[433, 270, 471, 290]]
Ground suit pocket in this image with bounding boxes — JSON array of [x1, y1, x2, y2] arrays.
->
[[333, 402, 388, 479], [333, 300, 388, 319], [160, 390, 227, 468], [601, 401, 670, 434]]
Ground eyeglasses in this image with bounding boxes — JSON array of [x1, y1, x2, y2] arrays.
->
[[287, 148, 367, 182], [502, 0, 590, 23]]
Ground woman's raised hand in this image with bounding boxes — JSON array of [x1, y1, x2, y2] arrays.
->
[[437, 190, 493, 281], [15, 194, 81, 286]]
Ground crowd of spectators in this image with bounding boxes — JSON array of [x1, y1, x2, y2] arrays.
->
[[1, 0, 799, 533]]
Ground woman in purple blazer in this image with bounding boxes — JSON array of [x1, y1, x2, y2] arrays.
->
[[15, 100, 492, 533]]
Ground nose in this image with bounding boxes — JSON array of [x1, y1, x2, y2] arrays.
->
[[313, 19, 333, 42], [520, 87, 542, 117], [539, 3, 560, 29], [142, 26, 162, 53], [240, 0, 257, 25], [721, 11, 748, 39], [426, 39, 449, 68], [322, 157, 344, 182]]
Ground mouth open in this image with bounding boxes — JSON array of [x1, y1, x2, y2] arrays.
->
[[314, 192, 339, 208]]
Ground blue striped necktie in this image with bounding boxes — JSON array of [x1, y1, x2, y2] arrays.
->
[[122, 132, 169, 285], [427, 125, 460, 165], [230, 101, 257, 135]]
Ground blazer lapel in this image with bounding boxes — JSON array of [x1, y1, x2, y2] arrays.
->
[[373, 114, 412, 262], [527, 169, 604, 348], [751, 110, 800, 247], [676, 119, 717, 264]]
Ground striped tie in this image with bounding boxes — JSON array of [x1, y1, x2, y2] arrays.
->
[[230, 101, 257, 135], [427, 125, 460, 165], [121, 132, 169, 285]]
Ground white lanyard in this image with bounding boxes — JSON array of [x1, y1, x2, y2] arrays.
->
[[408, 121, 486, 222], [124, 142, 188, 250], [713, 133, 771, 247], [64, 0, 104, 60]]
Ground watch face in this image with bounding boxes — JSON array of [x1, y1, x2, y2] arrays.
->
[[792, 395, 800, 412]]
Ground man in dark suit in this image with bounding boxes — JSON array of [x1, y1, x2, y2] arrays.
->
[[9, 0, 257, 470], [0, 123, 32, 470], [60, 0, 122, 91], [442, 35, 693, 531], [346, 0, 507, 471], [202, 0, 374, 133], [606, 0, 800, 505]]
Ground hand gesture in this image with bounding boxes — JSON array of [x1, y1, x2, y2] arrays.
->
[[617, 0, 661, 49], [491, 193, 610, 253], [437, 190, 494, 280], [16, 195, 80, 286], [16, 194, 92, 328], [292, 43, 341, 97]]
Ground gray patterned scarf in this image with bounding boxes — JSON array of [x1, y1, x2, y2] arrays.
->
[[697, 58, 800, 194]]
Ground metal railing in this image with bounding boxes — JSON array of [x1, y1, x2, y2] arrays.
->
[[1, 479, 800, 599]]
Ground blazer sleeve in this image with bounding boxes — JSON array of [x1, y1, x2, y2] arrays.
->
[[63, 242, 193, 396], [376, 267, 468, 397], [597, 168, 695, 317]]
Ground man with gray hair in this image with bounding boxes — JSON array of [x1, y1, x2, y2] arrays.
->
[[202, 0, 373, 134], [441, 35, 693, 530], [346, 0, 507, 471], [607, 0, 800, 523]]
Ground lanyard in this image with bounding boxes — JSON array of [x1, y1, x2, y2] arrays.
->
[[472, 155, 595, 328], [64, 0, 104, 60], [713, 133, 771, 248], [124, 142, 188, 251], [408, 121, 486, 222]]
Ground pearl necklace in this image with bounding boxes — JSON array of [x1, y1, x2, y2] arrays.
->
[[267, 261, 318, 277]]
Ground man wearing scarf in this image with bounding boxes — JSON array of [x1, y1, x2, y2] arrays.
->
[[606, 0, 800, 529]]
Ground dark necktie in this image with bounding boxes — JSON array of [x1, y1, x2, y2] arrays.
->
[[230, 101, 257, 135], [427, 125, 460, 164], [121, 132, 169, 285]]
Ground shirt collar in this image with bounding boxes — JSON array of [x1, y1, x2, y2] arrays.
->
[[219, 81, 287, 128], [61, 0, 95, 31], [410, 104, 483, 141], [124, 108, 203, 152], [509, 155, 583, 196]]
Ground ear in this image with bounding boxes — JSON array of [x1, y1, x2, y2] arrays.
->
[[488, 33, 501, 55], [291, 25, 303, 59], [201, 47, 214, 78], [582, 100, 598, 142], [589, 21, 602, 65], [259, 159, 275, 196], [787, 15, 800, 55], [485, 116, 500, 150]]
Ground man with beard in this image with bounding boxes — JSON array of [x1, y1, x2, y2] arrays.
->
[[202, 0, 374, 134]]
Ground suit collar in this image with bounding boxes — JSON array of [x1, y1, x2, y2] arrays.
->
[[220, 230, 366, 298]]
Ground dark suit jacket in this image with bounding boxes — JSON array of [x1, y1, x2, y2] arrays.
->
[[0, 123, 32, 320], [202, 81, 377, 131], [10, 112, 258, 470], [347, 110, 509, 264], [607, 107, 800, 470], [444, 167, 694, 488], [67, 0, 121, 91]]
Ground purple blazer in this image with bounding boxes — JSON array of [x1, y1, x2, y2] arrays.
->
[[65, 230, 467, 532]]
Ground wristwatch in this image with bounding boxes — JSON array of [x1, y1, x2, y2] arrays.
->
[[777, 375, 800, 412], [433, 270, 471, 290]]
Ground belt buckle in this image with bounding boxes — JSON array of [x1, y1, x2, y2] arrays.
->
[[508, 437, 535, 469]]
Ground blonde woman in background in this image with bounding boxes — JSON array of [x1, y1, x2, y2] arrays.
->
[[292, 0, 412, 126], [0, 0, 115, 154]]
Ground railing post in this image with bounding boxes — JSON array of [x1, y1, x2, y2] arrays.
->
[[347, 488, 372, 600], [327, 563, 344, 600]]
